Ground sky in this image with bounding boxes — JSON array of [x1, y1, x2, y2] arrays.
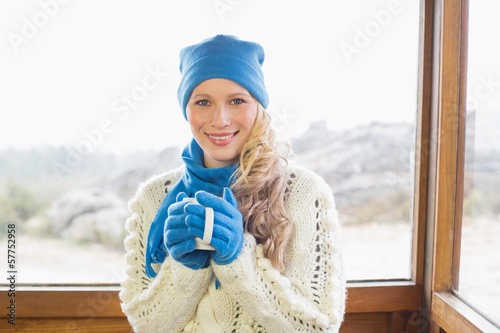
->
[[0, 0, 496, 154]]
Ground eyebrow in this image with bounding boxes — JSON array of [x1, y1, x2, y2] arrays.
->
[[189, 92, 252, 100], [189, 93, 210, 100], [227, 92, 251, 98]]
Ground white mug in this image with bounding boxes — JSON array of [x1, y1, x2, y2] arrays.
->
[[183, 197, 215, 251]]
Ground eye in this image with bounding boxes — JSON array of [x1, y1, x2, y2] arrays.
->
[[230, 98, 244, 105], [195, 99, 210, 106]]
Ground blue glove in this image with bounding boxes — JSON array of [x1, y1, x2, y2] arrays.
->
[[185, 188, 244, 265], [164, 192, 210, 269]]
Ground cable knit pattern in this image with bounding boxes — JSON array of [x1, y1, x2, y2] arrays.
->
[[120, 163, 346, 332]]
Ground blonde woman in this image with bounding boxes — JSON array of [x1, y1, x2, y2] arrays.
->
[[120, 34, 346, 332]]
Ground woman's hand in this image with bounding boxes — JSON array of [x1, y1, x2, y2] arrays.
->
[[185, 188, 244, 265], [163, 192, 210, 269]]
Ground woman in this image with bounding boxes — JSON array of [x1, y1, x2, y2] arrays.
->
[[120, 34, 346, 332]]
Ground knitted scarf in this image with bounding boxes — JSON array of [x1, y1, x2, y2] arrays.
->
[[145, 138, 238, 277]]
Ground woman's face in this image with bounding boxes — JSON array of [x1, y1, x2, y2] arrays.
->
[[186, 78, 258, 168]]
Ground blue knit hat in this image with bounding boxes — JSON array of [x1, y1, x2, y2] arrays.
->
[[177, 34, 269, 119]]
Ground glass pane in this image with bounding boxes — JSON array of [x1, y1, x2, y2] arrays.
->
[[301, 0, 420, 281], [460, 0, 500, 325], [0, 0, 419, 284]]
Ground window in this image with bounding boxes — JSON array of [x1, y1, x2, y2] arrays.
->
[[5, 1, 499, 332], [0, 0, 420, 284], [292, 0, 421, 281], [427, 0, 500, 331], [459, 0, 500, 326]]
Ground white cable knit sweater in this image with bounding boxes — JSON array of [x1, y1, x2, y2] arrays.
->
[[120, 163, 346, 332]]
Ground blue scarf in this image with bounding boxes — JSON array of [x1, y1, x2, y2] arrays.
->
[[145, 139, 238, 277]]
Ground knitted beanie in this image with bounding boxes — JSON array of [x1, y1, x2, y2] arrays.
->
[[177, 34, 269, 119]]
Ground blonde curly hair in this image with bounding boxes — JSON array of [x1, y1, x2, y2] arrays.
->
[[231, 103, 291, 273]]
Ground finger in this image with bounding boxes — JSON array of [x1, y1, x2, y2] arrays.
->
[[186, 225, 232, 254], [168, 200, 188, 216], [164, 228, 191, 247], [186, 215, 232, 243], [185, 214, 205, 231], [186, 226, 204, 240], [223, 188, 237, 207], [168, 238, 196, 257], [195, 191, 234, 214], [183, 202, 205, 217], [165, 215, 188, 231], [176, 192, 188, 202], [186, 210, 238, 233], [210, 223, 233, 244], [213, 213, 241, 233], [185, 215, 206, 240], [209, 237, 232, 258]]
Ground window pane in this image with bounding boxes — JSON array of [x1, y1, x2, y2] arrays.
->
[[293, 1, 420, 281], [0, 0, 419, 283], [460, 0, 500, 325]]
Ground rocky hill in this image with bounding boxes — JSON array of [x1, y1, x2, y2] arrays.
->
[[291, 120, 415, 224], [34, 121, 418, 245], [7, 115, 498, 247]]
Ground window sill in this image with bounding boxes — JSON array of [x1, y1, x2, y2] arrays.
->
[[432, 291, 500, 332], [2, 281, 422, 318]]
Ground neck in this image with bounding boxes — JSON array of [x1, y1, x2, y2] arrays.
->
[[203, 152, 238, 169]]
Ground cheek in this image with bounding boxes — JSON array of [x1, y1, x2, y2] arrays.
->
[[240, 108, 258, 129], [186, 109, 203, 130]]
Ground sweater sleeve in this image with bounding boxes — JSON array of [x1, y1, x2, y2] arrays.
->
[[212, 168, 346, 332], [119, 172, 213, 333]]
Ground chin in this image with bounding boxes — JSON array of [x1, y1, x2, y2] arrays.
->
[[204, 148, 240, 167]]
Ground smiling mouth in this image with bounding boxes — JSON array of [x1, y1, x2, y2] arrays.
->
[[207, 132, 237, 140]]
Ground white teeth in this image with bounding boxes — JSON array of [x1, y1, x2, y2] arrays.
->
[[208, 133, 235, 140]]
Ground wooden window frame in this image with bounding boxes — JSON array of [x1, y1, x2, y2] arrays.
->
[[425, 0, 500, 331], [1, 1, 430, 331], [2, 0, 498, 331]]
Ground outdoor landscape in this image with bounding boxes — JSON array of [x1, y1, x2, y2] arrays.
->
[[0, 116, 498, 320], [0, 120, 416, 283]]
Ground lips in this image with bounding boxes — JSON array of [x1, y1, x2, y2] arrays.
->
[[206, 131, 238, 146], [208, 133, 235, 140]]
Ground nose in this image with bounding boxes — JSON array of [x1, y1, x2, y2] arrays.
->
[[211, 104, 231, 128]]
